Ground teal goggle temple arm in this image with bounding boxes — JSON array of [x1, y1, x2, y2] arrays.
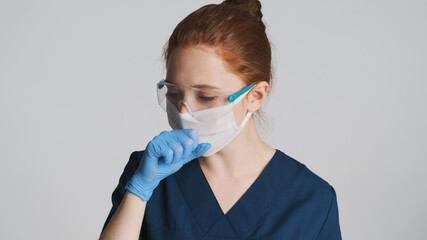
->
[[227, 83, 256, 102]]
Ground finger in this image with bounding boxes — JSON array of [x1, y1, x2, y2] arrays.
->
[[146, 133, 173, 164], [173, 129, 199, 147], [168, 141, 183, 164], [185, 143, 211, 164], [169, 129, 198, 159], [186, 129, 199, 146], [168, 158, 184, 173], [160, 145, 174, 165]]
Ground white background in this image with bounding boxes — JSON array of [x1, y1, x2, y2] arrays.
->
[[1, 0, 426, 239]]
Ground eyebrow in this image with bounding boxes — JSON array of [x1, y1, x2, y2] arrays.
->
[[165, 78, 226, 92], [191, 84, 222, 90]]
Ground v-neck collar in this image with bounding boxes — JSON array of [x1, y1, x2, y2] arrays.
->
[[173, 149, 297, 236]]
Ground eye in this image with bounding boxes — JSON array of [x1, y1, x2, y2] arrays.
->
[[199, 96, 216, 101]]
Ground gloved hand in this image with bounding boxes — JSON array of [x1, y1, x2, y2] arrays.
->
[[125, 129, 211, 201]]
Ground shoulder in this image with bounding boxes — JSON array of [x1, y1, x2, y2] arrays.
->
[[113, 150, 145, 181], [268, 149, 341, 238], [129, 150, 145, 165], [274, 149, 338, 219], [275, 149, 335, 195], [123, 150, 145, 173], [111, 150, 146, 205]]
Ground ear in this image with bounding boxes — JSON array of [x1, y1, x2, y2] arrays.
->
[[246, 81, 269, 112]]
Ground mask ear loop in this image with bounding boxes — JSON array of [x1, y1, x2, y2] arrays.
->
[[230, 84, 256, 127]]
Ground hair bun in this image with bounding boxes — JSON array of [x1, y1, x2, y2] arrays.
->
[[224, 0, 263, 21]]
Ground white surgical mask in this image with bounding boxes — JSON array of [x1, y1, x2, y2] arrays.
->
[[166, 88, 253, 157]]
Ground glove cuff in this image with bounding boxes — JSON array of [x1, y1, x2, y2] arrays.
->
[[125, 177, 159, 202]]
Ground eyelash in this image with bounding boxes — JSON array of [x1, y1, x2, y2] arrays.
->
[[199, 96, 216, 101], [166, 92, 217, 101]]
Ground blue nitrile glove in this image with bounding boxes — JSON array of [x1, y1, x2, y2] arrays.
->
[[125, 129, 211, 201]]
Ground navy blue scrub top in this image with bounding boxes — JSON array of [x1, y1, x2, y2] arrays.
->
[[101, 149, 342, 239]]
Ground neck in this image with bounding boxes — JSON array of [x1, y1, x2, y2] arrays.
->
[[197, 117, 276, 180]]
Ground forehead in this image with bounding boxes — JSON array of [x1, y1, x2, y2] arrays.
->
[[165, 45, 244, 91]]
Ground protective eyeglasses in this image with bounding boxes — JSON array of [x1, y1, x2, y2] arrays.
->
[[156, 79, 256, 115]]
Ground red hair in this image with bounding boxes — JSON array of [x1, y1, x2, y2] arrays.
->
[[162, 0, 273, 89]]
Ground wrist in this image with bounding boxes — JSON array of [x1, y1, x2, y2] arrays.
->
[[125, 177, 159, 201]]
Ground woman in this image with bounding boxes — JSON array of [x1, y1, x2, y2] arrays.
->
[[99, 0, 342, 239]]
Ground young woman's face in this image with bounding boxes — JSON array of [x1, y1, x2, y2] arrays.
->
[[165, 45, 250, 125]]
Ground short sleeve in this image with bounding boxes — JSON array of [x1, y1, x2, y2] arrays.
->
[[100, 151, 143, 234], [315, 185, 343, 240]]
